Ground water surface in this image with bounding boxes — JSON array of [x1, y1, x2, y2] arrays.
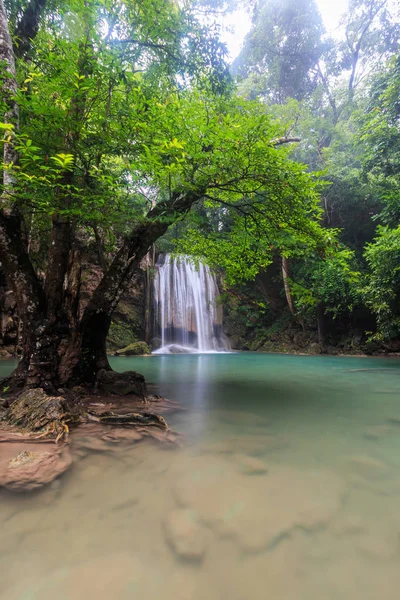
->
[[2, 353, 400, 599]]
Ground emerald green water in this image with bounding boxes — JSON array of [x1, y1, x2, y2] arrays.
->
[[2, 353, 400, 599]]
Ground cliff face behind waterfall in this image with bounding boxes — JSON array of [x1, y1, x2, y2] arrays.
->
[[153, 255, 228, 353], [0, 249, 394, 358]]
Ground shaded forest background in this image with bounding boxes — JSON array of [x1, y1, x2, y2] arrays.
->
[[166, 0, 400, 355]]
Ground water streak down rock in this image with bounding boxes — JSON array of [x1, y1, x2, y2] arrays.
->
[[153, 254, 230, 353]]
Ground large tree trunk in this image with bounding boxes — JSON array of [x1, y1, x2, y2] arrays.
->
[[74, 191, 203, 383], [2, 194, 204, 390]]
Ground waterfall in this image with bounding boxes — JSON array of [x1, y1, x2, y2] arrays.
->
[[153, 254, 230, 353]]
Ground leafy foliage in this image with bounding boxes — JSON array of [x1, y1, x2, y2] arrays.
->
[[291, 246, 361, 319], [233, 0, 327, 103], [363, 227, 400, 339], [3, 0, 400, 355]]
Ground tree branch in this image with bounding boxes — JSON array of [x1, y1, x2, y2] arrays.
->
[[270, 136, 301, 146]]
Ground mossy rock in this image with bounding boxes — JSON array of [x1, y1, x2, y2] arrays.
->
[[107, 292, 145, 353], [107, 319, 139, 353], [116, 341, 151, 356]]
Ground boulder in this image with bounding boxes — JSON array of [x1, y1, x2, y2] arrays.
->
[[115, 341, 150, 356], [1, 447, 72, 492], [163, 344, 196, 354], [96, 368, 147, 397]]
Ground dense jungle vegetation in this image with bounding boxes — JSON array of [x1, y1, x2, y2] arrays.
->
[[1, 0, 400, 394], [173, 0, 400, 353]]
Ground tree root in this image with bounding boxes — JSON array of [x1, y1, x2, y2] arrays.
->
[[2, 387, 169, 442], [86, 410, 168, 430], [4, 388, 82, 442]]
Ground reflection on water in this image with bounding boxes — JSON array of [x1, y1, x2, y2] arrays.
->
[[2, 353, 400, 599]]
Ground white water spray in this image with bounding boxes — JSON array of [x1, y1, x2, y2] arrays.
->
[[153, 255, 230, 353]]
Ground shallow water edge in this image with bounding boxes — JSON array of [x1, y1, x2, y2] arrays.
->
[[1, 353, 400, 600]]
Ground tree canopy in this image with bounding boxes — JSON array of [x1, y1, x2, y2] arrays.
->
[[0, 0, 330, 389], [1, 0, 400, 396]]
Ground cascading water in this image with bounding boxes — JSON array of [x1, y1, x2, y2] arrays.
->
[[153, 254, 230, 353]]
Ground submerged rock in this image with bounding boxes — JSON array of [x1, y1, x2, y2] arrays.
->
[[164, 509, 210, 561], [1, 447, 72, 492], [115, 341, 151, 356], [173, 460, 344, 554]]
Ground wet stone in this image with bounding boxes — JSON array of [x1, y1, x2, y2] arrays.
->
[[1, 447, 72, 492]]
